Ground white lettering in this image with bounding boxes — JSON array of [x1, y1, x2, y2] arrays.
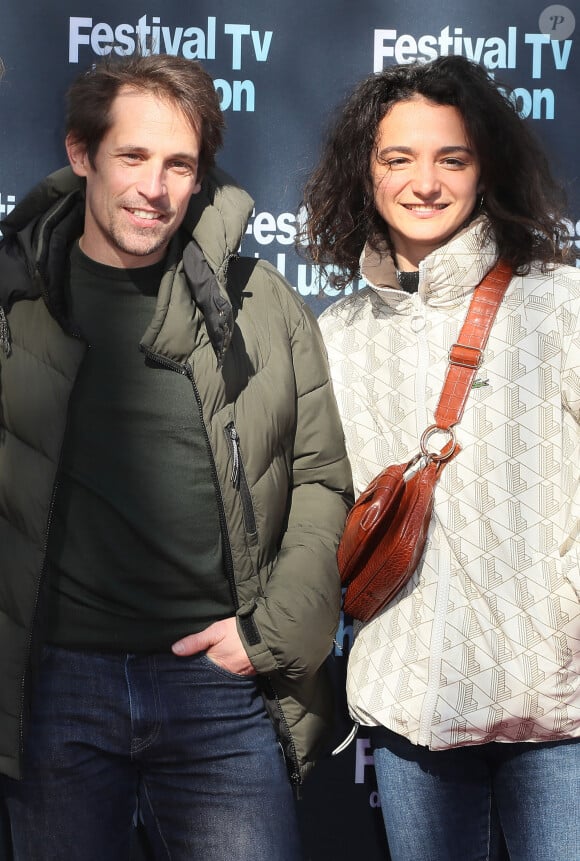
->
[[246, 210, 298, 245], [162, 26, 184, 55], [395, 35, 417, 64], [508, 26, 517, 68], [354, 738, 375, 784], [463, 36, 486, 63], [251, 29, 273, 62], [151, 16, 161, 53], [551, 39, 572, 70], [182, 27, 209, 59], [525, 33, 551, 79], [207, 17, 216, 60], [0, 193, 16, 219], [253, 211, 277, 244], [214, 79, 255, 112], [249, 251, 360, 297], [275, 213, 296, 245], [510, 86, 555, 119], [67, 15, 257, 111], [373, 25, 518, 71], [482, 37, 508, 69], [114, 24, 135, 56], [69, 17, 92, 64], [225, 23, 251, 70], [439, 26, 453, 55], [69, 16, 218, 63], [91, 22, 114, 57], [135, 14, 151, 53], [416, 34, 438, 61], [373, 29, 396, 72]]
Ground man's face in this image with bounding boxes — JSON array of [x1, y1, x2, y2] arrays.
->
[[67, 86, 202, 268]]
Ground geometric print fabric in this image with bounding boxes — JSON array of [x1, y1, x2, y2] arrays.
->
[[319, 221, 580, 750]]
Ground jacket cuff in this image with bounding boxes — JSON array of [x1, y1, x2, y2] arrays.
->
[[236, 602, 278, 675]]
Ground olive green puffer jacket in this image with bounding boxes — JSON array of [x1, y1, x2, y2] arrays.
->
[[0, 166, 353, 784]]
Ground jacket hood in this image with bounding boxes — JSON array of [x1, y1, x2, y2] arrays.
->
[[182, 166, 254, 285]]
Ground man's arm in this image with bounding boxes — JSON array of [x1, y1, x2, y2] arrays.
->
[[232, 293, 353, 680], [173, 274, 353, 678]]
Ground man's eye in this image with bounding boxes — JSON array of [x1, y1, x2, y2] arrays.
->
[[170, 161, 194, 173]]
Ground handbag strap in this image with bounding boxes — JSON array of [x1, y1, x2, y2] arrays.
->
[[433, 260, 512, 431]]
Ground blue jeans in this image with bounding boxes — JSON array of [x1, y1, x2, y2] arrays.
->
[[371, 726, 580, 861], [2, 645, 302, 861]]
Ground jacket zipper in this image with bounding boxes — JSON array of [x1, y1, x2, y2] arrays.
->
[[412, 275, 452, 745], [143, 352, 302, 786], [19, 475, 61, 757], [19, 335, 89, 759], [264, 677, 302, 791], [412, 280, 430, 435], [225, 422, 257, 537], [224, 424, 303, 787]]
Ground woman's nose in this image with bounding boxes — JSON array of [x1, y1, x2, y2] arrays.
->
[[410, 161, 441, 196]]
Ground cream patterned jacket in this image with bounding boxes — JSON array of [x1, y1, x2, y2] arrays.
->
[[319, 219, 580, 749]]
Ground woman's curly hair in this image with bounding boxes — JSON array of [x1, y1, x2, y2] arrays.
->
[[299, 55, 577, 288]]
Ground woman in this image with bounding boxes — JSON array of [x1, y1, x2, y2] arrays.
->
[[301, 55, 580, 861]]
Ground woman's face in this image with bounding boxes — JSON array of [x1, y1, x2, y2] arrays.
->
[[370, 96, 482, 270]]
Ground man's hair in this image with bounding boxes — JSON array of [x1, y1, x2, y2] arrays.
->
[[65, 53, 224, 179], [300, 55, 577, 286]]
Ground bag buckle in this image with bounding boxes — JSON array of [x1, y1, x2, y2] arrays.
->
[[420, 425, 457, 462], [448, 343, 483, 369]]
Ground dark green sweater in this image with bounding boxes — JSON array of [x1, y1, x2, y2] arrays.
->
[[45, 245, 234, 651]]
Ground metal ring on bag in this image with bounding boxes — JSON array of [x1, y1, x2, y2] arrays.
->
[[420, 425, 457, 462]]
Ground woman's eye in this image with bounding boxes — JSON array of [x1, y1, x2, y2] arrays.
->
[[384, 157, 409, 168]]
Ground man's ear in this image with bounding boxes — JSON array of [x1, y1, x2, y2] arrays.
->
[[66, 134, 90, 178]]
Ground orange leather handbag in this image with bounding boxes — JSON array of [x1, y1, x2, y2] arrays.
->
[[337, 261, 512, 622]]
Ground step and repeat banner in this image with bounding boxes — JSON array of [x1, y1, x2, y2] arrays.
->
[[0, 1, 577, 859]]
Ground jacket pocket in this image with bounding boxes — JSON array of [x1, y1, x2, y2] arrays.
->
[[225, 422, 258, 540]]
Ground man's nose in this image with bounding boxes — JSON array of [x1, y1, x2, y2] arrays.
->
[[136, 165, 168, 200]]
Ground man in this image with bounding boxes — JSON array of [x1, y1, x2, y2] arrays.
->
[[0, 54, 352, 860]]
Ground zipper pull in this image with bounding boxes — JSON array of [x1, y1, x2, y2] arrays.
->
[[228, 424, 240, 487], [0, 306, 12, 357]]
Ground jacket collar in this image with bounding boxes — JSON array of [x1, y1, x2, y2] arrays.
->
[[0, 166, 254, 364], [360, 217, 499, 310]]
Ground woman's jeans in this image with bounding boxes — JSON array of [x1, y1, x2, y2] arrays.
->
[[371, 726, 580, 861], [1, 645, 302, 861]]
